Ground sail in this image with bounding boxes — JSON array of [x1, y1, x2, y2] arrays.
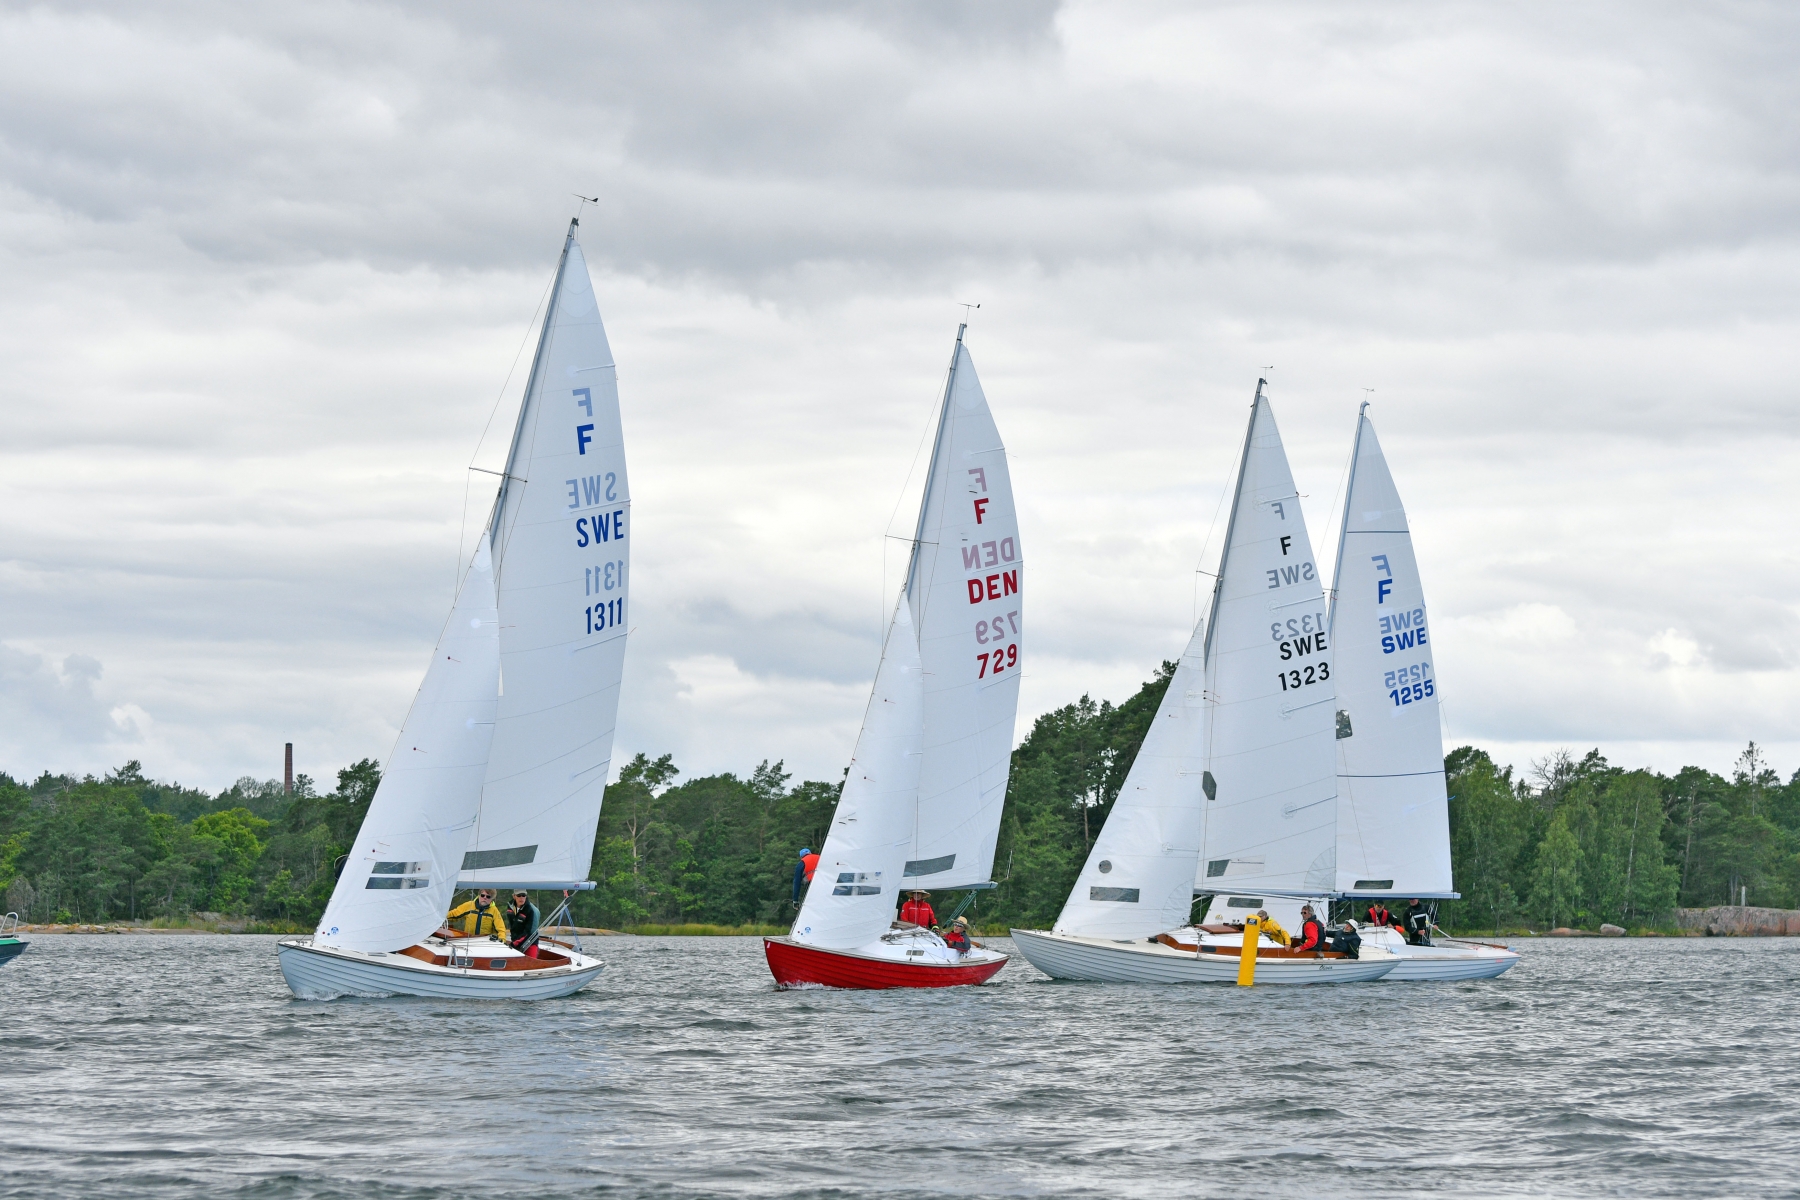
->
[[461, 224, 630, 889], [317, 539, 501, 951], [1053, 624, 1208, 938], [791, 598, 925, 949], [900, 328, 1021, 890], [1329, 411, 1454, 896], [1195, 384, 1338, 897]]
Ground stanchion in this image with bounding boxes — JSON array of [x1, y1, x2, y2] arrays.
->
[[1237, 915, 1260, 987]]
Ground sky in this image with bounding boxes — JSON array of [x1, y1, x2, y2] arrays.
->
[[3, 1, 1798, 794]]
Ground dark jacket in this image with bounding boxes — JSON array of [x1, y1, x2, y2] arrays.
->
[[1293, 917, 1325, 953], [1404, 903, 1431, 944], [506, 900, 540, 950]]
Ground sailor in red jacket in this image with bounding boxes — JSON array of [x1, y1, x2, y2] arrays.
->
[[1292, 904, 1326, 954], [898, 890, 936, 928]]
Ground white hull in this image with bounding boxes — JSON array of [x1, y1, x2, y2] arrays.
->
[[277, 936, 603, 1001], [1010, 928, 1398, 985], [1359, 928, 1520, 980]]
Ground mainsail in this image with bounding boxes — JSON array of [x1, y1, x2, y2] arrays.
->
[[461, 221, 630, 889], [900, 327, 1021, 890], [1195, 383, 1339, 897], [1329, 408, 1454, 897], [1052, 623, 1208, 938], [791, 599, 925, 949], [316, 538, 500, 952]]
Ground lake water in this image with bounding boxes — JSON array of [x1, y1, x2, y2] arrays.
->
[[3, 933, 1795, 1198]]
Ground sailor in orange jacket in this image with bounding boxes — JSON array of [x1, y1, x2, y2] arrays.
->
[[791, 847, 820, 904]]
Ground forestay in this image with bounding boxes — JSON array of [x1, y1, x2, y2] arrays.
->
[[1329, 409, 1453, 897], [791, 599, 925, 949], [317, 538, 501, 952], [462, 223, 630, 889], [1196, 384, 1339, 897], [900, 328, 1021, 891], [1053, 623, 1208, 939]]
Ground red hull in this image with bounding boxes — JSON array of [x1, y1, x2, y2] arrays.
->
[[763, 937, 1008, 990]]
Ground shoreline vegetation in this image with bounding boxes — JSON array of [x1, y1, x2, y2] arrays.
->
[[6, 666, 1800, 939]]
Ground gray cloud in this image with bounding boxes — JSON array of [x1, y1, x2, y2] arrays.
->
[[4, 1, 1800, 788]]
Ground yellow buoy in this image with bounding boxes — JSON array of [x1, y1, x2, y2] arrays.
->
[[1237, 915, 1260, 987]]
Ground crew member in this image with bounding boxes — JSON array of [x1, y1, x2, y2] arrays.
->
[[446, 889, 509, 940], [1328, 919, 1363, 959], [791, 847, 820, 904], [1403, 899, 1432, 946], [1292, 904, 1326, 954], [1252, 909, 1290, 947], [1365, 901, 1394, 928], [506, 890, 541, 958], [943, 916, 972, 954], [899, 890, 936, 928]]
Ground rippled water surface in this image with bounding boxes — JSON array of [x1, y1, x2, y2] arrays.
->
[[3, 933, 1796, 1198]]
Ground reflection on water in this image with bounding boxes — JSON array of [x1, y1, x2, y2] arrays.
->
[[4, 934, 1797, 1198]]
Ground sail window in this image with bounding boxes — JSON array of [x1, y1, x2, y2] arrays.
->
[[1225, 896, 1263, 908], [1097, 860, 1113, 874], [365, 877, 431, 890], [903, 854, 956, 877], [371, 861, 427, 875], [1089, 887, 1140, 903], [1202, 771, 1217, 801], [1353, 879, 1394, 890], [461, 846, 538, 871], [1206, 859, 1229, 878], [1336, 710, 1353, 739], [1207, 857, 1264, 878], [832, 870, 882, 896]]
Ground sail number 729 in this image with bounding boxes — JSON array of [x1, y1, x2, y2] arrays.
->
[[978, 644, 1018, 678]]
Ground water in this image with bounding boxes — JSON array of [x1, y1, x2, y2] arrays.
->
[[3, 933, 1794, 1198]]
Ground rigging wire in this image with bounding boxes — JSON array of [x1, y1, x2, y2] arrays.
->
[[455, 265, 559, 592]]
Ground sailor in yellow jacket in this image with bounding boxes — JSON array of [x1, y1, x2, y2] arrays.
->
[[446, 889, 510, 940], [1253, 909, 1291, 947]]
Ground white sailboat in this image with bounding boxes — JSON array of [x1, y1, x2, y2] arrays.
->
[[1011, 381, 1397, 983], [278, 221, 624, 999], [763, 325, 1016, 988], [1327, 405, 1517, 980]]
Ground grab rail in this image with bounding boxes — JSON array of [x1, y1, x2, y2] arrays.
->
[[0, 912, 17, 937]]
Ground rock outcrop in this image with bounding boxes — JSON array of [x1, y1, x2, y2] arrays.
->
[[1675, 906, 1800, 936]]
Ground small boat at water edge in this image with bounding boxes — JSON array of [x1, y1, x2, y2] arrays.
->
[[764, 927, 1007, 989], [0, 913, 27, 965], [278, 219, 631, 1001]]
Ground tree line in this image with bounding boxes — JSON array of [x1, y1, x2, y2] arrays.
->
[[4, 667, 1797, 931]]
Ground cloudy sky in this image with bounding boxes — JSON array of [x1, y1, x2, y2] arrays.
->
[[3, 1, 1797, 794]]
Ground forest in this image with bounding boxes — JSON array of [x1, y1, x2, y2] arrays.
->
[[4, 665, 1798, 933]]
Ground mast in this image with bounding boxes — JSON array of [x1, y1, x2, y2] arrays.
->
[[1202, 379, 1265, 664], [486, 219, 579, 576], [902, 323, 965, 602], [1328, 401, 1370, 630]]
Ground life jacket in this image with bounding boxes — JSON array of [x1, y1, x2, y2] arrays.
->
[[801, 853, 819, 882], [1367, 905, 1392, 927], [1294, 917, 1325, 953], [900, 900, 936, 927]]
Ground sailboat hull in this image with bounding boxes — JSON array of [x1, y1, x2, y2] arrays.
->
[[764, 936, 1008, 990], [0, 938, 26, 965], [1357, 928, 1520, 980], [1010, 928, 1398, 984], [277, 936, 603, 1001]]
